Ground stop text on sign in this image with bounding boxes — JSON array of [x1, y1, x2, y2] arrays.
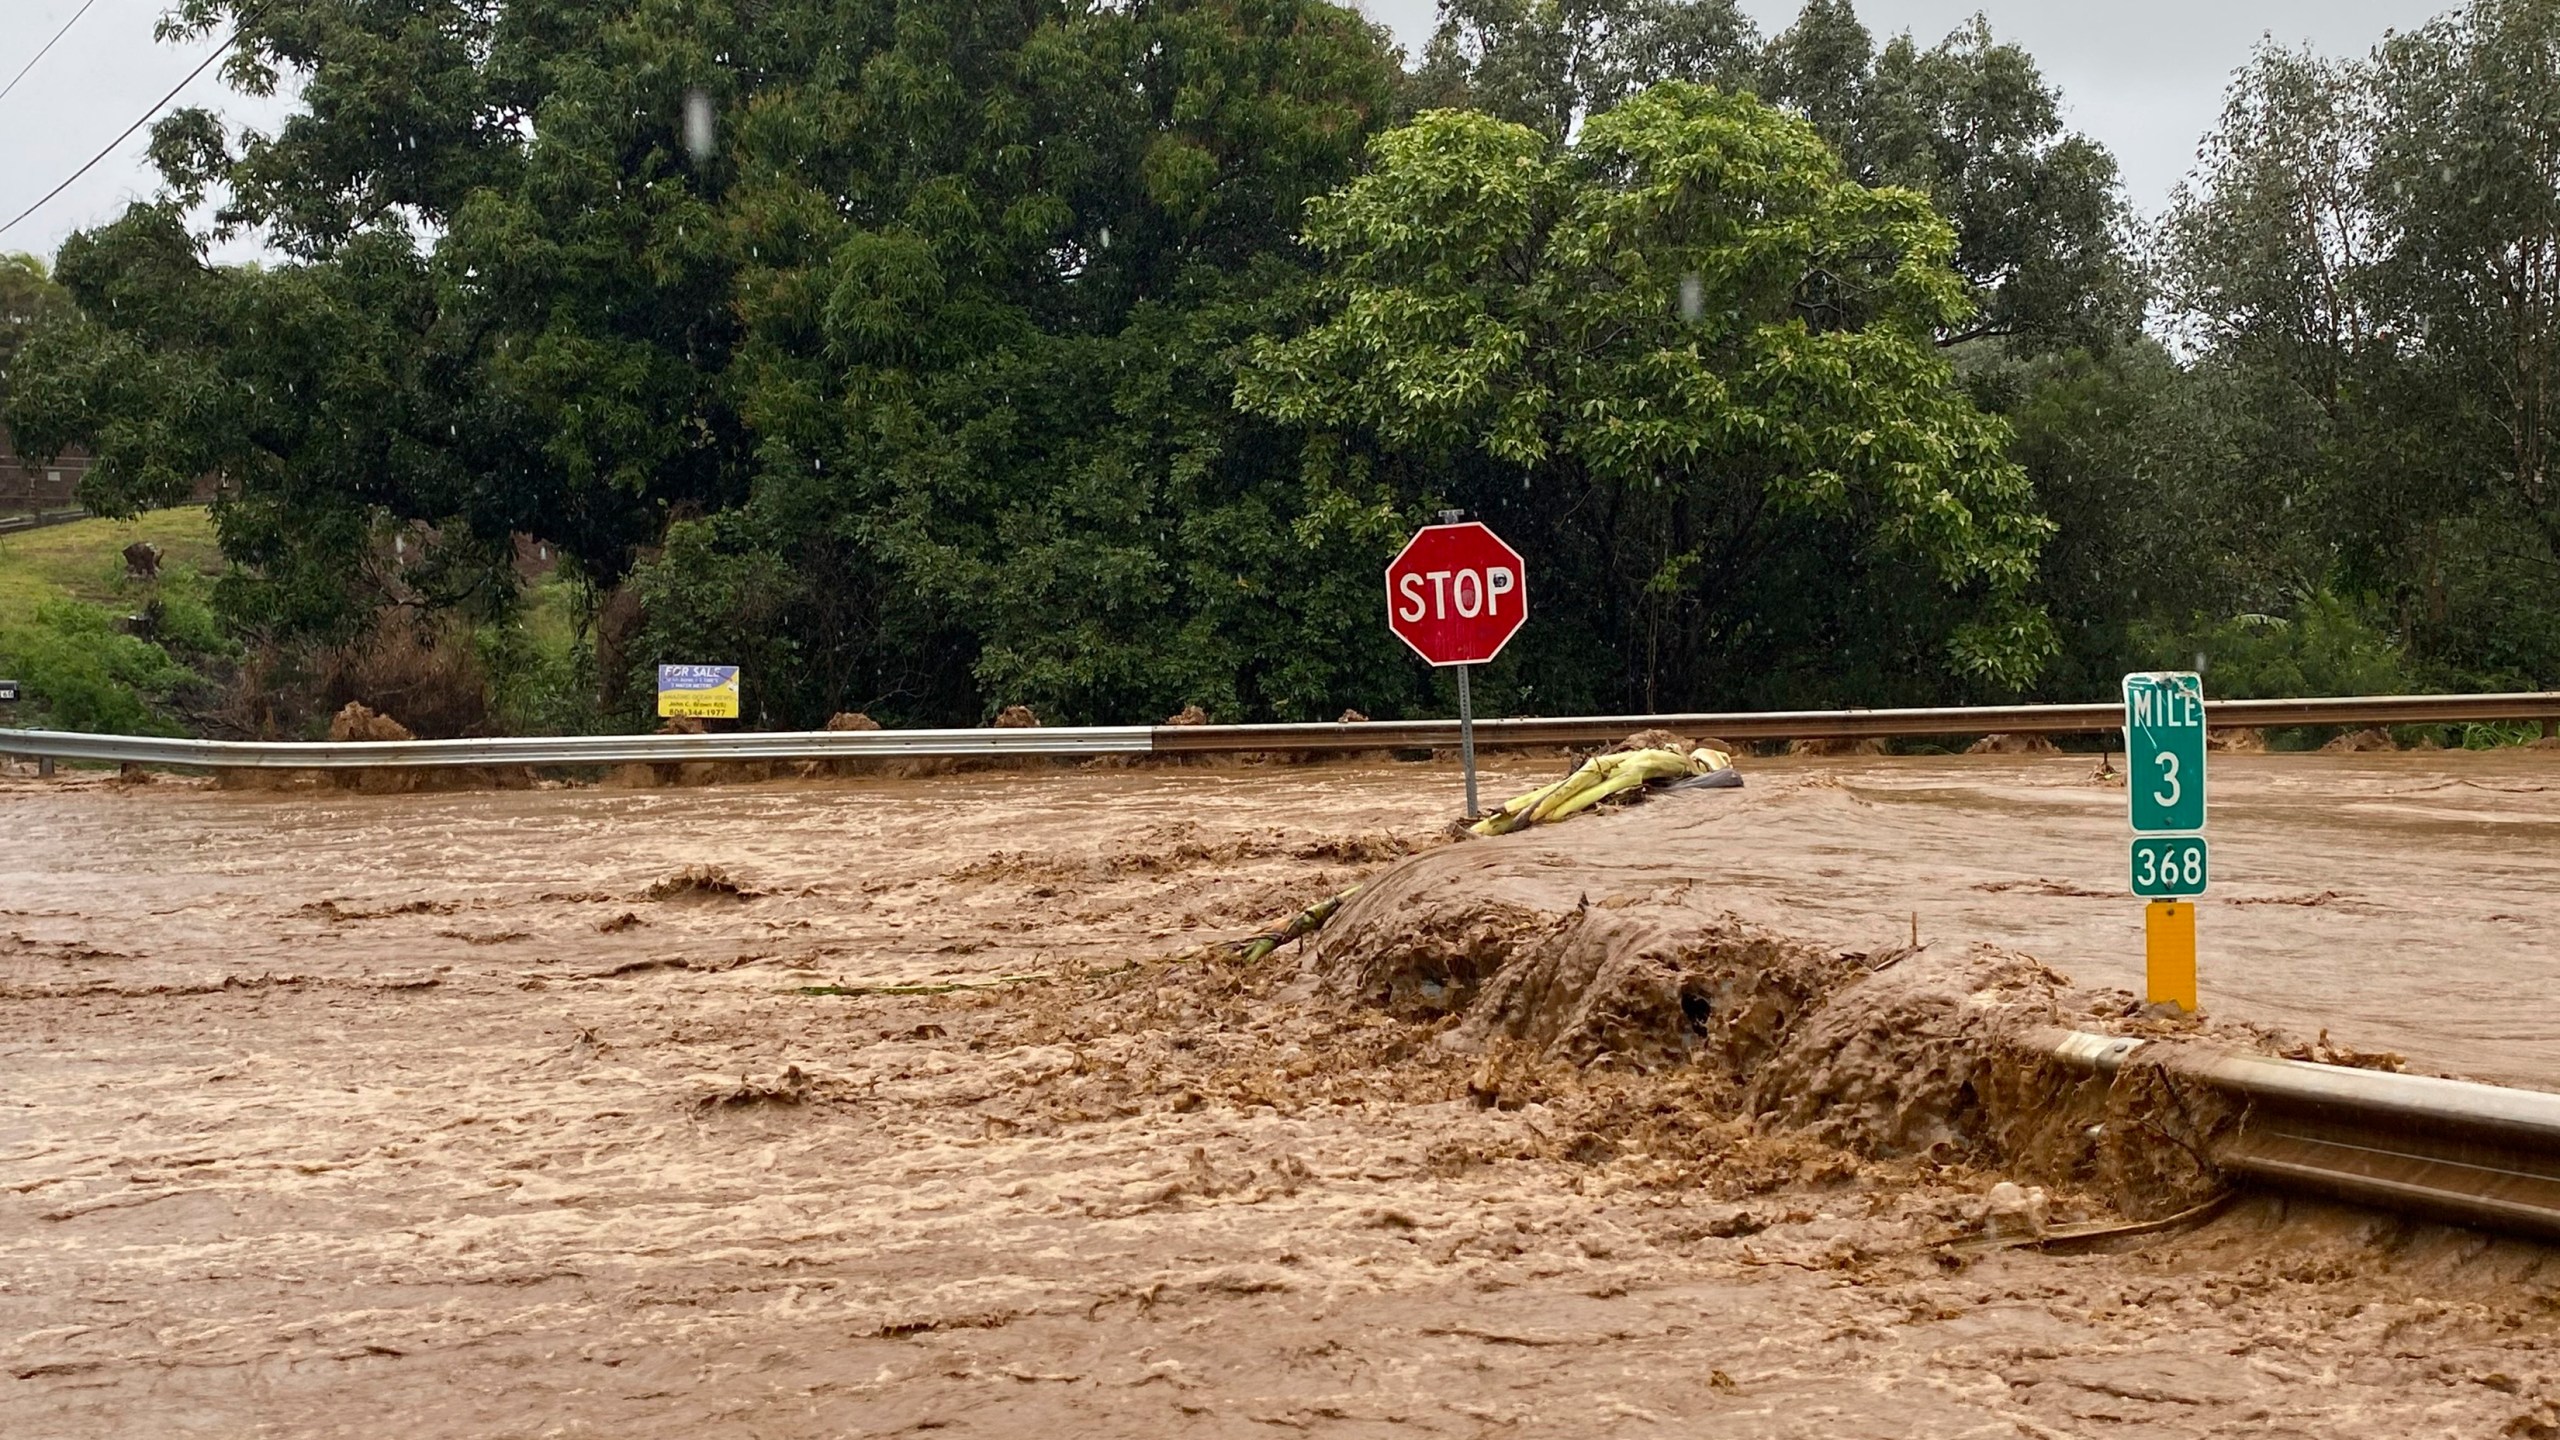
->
[[1394, 565, 1517, 625], [1384, 522, 1530, 667]]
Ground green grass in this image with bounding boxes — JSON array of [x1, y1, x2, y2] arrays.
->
[[0, 509, 225, 733], [0, 508, 223, 621]]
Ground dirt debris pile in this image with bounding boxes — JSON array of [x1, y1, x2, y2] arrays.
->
[[328, 702, 414, 744], [1311, 800, 2240, 1215], [1967, 732, 2060, 755], [1789, 736, 1889, 757], [644, 864, 763, 902]]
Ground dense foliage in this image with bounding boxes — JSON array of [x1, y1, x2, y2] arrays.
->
[[10, 0, 2559, 734], [1239, 89, 2054, 709], [2154, 0, 2560, 692]]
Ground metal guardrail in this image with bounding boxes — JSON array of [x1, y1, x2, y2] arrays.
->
[[2033, 1028, 2560, 1242], [0, 725, 1160, 770], [0, 508, 91, 537], [0, 691, 2554, 770]]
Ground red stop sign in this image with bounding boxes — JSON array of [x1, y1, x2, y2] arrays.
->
[[1385, 522, 1528, 667]]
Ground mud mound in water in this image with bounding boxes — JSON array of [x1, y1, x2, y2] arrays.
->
[[2323, 727, 2399, 753], [1316, 896, 1852, 1072], [644, 865, 763, 902], [1311, 806, 2238, 1214], [329, 702, 414, 743], [1317, 882, 2082, 1158], [1966, 732, 2060, 755], [1788, 736, 1888, 757], [1746, 946, 2073, 1154]]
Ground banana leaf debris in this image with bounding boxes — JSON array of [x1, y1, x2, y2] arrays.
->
[[1226, 739, 1742, 963]]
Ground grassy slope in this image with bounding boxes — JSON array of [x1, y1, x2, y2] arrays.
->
[[0, 509, 223, 621]]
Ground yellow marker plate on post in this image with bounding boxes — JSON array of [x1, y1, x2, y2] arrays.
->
[[2146, 900, 2198, 1013]]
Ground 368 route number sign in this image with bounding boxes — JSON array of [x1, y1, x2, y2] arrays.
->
[[1385, 522, 1528, 668], [2123, 672, 2209, 898]]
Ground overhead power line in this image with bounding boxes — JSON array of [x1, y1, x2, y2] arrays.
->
[[0, 28, 238, 241], [0, 0, 104, 106]]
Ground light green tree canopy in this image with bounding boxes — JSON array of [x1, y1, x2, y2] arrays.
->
[[1241, 85, 2056, 695]]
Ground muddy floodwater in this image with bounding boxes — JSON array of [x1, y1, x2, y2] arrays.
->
[[5, 752, 2560, 1436]]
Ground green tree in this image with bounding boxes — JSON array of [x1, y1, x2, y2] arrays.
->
[[19, 0, 1414, 726], [1241, 87, 2055, 709], [0, 253, 73, 412], [1409, 0, 1758, 140], [1759, 0, 1869, 150], [1418, 2, 2141, 355], [1764, 6, 2139, 353], [2159, 2, 2560, 690]]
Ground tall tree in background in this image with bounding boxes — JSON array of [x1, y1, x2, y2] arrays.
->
[[1415, 2, 2137, 354], [1241, 86, 2055, 711], [1408, 0, 1758, 139], [1760, 5, 2138, 353], [14, 0, 1417, 726], [2161, 0, 2560, 690], [0, 254, 73, 415]]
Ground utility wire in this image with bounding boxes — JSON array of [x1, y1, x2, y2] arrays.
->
[[0, 28, 237, 241], [0, 0, 104, 106]]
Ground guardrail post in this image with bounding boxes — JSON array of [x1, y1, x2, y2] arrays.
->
[[37, 755, 54, 779]]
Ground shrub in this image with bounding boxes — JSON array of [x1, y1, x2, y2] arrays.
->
[[0, 599, 197, 733]]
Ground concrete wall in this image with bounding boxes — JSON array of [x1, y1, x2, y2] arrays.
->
[[0, 425, 91, 514]]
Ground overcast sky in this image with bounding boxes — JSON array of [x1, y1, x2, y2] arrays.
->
[[0, 0, 2463, 266]]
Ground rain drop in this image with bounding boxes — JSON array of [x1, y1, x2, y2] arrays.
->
[[684, 89, 717, 162]]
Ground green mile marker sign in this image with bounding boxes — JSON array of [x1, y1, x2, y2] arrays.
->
[[2122, 672, 2207, 836]]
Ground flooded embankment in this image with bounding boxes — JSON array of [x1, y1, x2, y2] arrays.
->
[[4, 752, 2558, 1436]]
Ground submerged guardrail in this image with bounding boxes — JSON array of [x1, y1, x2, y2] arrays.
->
[[2033, 1028, 2560, 1242], [2, 692, 2556, 770]]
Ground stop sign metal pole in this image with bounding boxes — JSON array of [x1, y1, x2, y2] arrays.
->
[[1438, 510, 1482, 818], [1385, 511, 1527, 821]]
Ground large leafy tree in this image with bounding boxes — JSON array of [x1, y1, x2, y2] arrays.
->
[[0, 254, 73, 412], [17, 0, 1414, 725], [1762, 5, 2138, 353], [2160, 0, 2560, 688], [1408, 0, 1758, 140], [1240, 86, 2056, 710], [1418, 1, 2138, 355]]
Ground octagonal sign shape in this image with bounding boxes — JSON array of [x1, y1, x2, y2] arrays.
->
[[1385, 522, 1529, 667]]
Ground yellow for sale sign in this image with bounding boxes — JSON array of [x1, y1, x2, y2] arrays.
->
[[657, 664, 741, 719]]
